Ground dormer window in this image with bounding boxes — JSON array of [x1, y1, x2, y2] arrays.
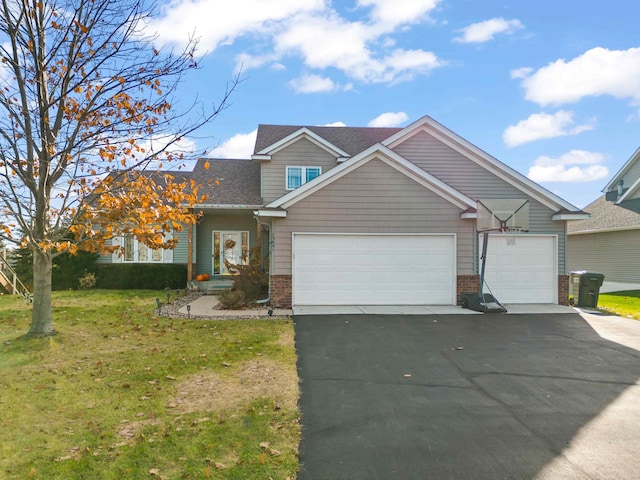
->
[[286, 166, 321, 190]]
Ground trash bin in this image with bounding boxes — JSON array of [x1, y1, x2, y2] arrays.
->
[[570, 271, 605, 308]]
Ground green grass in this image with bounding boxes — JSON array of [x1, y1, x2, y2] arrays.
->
[[0, 290, 299, 479], [597, 290, 640, 320]]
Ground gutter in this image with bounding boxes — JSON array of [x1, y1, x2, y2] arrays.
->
[[254, 214, 274, 306]]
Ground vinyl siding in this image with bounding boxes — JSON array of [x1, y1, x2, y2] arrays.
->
[[393, 130, 526, 198], [96, 245, 111, 264], [172, 227, 191, 264], [272, 157, 474, 275], [393, 130, 567, 273], [567, 230, 640, 283], [195, 212, 258, 276], [261, 137, 338, 203]]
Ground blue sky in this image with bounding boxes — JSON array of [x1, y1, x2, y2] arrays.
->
[[148, 0, 640, 208]]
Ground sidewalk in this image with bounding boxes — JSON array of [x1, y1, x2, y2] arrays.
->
[[177, 294, 292, 319]]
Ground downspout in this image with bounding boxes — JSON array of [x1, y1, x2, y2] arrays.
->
[[255, 215, 273, 305]]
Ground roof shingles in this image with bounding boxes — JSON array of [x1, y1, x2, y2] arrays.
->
[[254, 124, 402, 156], [190, 158, 262, 206], [568, 195, 640, 233]]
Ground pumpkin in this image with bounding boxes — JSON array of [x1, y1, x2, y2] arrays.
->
[[202, 273, 210, 281], [196, 274, 204, 282]]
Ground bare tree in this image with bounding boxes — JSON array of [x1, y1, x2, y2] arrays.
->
[[0, 0, 236, 336]]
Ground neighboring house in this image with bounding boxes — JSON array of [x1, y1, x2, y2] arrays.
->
[[567, 147, 640, 287], [99, 115, 588, 307]]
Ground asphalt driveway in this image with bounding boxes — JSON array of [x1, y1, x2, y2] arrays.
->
[[294, 312, 640, 479]]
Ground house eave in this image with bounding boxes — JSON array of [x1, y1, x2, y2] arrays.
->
[[254, 209, 287, 218], [568, 225, 640, 235], [251, 154, 271, 161], [602, 146, 640, 192], [255, 127, 350, 159], [552, 213, 591, 221], [193, 204, 263, 209], [460, 212, 477, 220]]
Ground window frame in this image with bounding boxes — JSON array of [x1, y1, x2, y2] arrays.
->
[[119, 234, 167, 263], [285, 166, 322, 191]]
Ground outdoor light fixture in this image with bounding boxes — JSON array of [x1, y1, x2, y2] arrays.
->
[[167, 293, 171, 304], [186, 304, 191, 319], [155, 298, 161, 311]]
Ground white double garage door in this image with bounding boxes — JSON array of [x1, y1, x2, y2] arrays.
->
[[292, 233, 557, 306]]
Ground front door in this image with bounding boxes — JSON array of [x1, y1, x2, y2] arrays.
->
[[213, 231, 249, 275]]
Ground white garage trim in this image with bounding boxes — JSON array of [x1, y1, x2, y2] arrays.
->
[[292, 233, 457, 306], [480, 234, 558, 304]]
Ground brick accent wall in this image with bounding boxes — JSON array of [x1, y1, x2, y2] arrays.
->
[[558, 274, 569, 305], [270, 274, 292, 308], [457, 275, 480, 305]]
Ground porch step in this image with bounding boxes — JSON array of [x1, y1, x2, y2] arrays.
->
[[190, 277, 233, 295]]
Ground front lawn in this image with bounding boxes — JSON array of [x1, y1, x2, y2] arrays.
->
[[0, 290, 299, 479], [597, 290, 640, 320]]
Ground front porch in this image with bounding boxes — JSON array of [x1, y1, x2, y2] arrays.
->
[[188, 208, 268, 281]]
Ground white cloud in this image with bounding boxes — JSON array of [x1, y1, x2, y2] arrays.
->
[[149, 0, 445, 90], [357, 0, 440, 30], [527, 150, 609, 183], [517, 47, 640, 106], [289, 74, 339, 93], [453, 17, 523, 44], [273, 13, 445, 85], [510, 67, 532, 79], [148, 0, 324, 52], [322, 121, 347, 127], [503, 110, 594, 147], [368, 111, 409, 127], [208, 129, 257, 158]]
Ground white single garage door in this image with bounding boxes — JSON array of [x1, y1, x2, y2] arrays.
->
[[481, 234, 557, 304], [293, 234, 456, 306]]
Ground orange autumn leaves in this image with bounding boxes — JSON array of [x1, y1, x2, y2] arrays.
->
[[69, 173, 207, 256]]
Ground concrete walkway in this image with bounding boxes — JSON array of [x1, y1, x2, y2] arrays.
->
[[178, 294, 292, 318], [178, 295, 578, 318]]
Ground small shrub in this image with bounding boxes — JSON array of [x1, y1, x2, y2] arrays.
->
[[217, 289, 246, 309], [78, 271, 97, 290], [217, 244, 268, 309]]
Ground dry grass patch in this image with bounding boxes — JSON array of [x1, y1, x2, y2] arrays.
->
[[172, 358, 299, 414]]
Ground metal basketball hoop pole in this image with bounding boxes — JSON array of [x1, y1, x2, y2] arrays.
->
[[460, 199, 529, 314], [461, 228, 508, 313]]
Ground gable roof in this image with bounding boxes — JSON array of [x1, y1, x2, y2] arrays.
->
[[568, 195, 640, 234], [603, 146, 640, 193], [262, 143, 476, 213], [617, 175, 640, 203], [384, 115, 585, 215], [253, 124, 401, 157], [190, 158, 262, 206]]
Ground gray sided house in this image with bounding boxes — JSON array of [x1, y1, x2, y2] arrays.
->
[[100, 115, 587, 307], [568, 147, 640, 288]]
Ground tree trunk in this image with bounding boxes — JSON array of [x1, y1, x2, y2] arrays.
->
[[28, 250, 55, 337]]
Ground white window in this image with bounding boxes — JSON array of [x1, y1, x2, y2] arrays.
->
[[286, 166, 321, 190], [116, 233, 171, 263]]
